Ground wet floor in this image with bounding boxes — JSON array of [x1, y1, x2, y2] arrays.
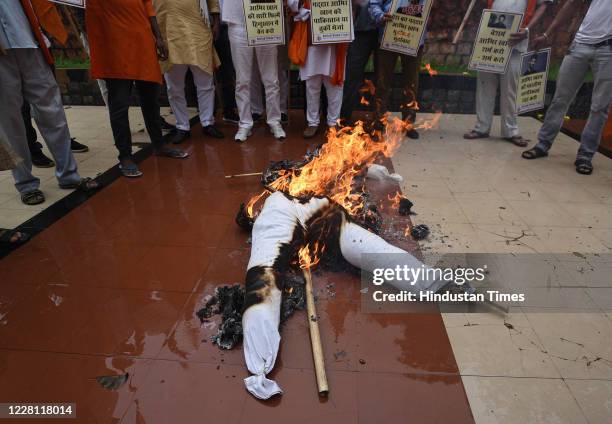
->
[[0, 112, 473, 423]]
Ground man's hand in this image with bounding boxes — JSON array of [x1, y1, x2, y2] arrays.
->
[[531, 34, 549, 50], [211, 14, 220, 41], [509, 29, 528, 46], [381, 12, 393, 22], [156, 37, 169, 60]]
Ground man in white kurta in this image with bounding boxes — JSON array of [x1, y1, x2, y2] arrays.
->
[[288, 0, 348, 139], [222, 0, 286, 142]]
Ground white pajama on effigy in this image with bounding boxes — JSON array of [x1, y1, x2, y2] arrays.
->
[[242, 192, 446, 399]]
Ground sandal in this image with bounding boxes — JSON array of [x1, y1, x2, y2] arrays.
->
[[21, 189, 45, 205], [521, 146, 548, 160], [119, 163, 143, 178], [0, 228, 30, 246], [155, 146, 189, 159], [59, 177, 99, 192], [504, 135, 529, 147], [463, 130, 489, 139], [574, 158, 593, 175]]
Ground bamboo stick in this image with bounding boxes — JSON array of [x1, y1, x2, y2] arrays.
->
[[452, 0, 477, 44], [303, 267, 329, 395], [224, 172, 262, 179]]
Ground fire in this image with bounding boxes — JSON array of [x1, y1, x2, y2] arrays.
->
[[298, 243, 322, 270], [388, 191, 402, 209], [246, 190, 270, 218], [360, 96, 370, 106], [404, 226, 411, 237], [424, 63, 438, 76], [359, 79, 376, 96], [266, 116, 417, 216]]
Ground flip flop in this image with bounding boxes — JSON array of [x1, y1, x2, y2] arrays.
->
[[504, 135, 529, 147], [0, 228, 30, 246], [59, 177, 100, 192], [522, 147, 548, 159], [463, 130, 489, 139], [574, 159, 593, 175], [119, 163, 143, 178], [155, 147, 189, 159], [21, 189, 45, 205]]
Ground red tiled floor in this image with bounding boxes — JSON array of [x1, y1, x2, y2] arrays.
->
[[0, 112, 473, 423]]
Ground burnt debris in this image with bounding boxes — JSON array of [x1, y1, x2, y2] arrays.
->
[[411, 224, 430, 240], [398, 198, 414, 216], [236, 202, 254, 231], [197, 272, 308, 350]]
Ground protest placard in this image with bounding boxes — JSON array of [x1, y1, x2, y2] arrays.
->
[[468, 9, 522, 74], [310, 0, 354, 45], [380, 0, 433, 57], [517, 48, 550, 114], [243, 0, 285, 46], [49, 0, 86, 7]]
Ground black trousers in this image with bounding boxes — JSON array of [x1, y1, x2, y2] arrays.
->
[[105, 79, 163, 160], [340, 29, 380, 121], [214, 24, 237, 113], [21, 102, 40, 152]]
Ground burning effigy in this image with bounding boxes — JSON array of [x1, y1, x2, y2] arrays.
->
[[227, 115, 452, 399]]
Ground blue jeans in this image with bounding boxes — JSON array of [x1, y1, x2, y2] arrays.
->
[[536, 42, 612, 162]]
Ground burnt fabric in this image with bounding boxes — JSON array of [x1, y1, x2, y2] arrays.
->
[[86, 0, 162, 84], [243, 192, 447, 399]]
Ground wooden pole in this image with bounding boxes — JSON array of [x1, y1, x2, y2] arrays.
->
[[303, 267, 329, 395], [224, 172, 262, 179], [452, 0, 478, 45]]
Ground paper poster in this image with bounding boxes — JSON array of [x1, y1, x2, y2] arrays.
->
[[468, 9, 523, 74], [380, 0, 433, 57], [243, 0, 285, 46], [310, 0, 354, 45], [517, 48, 551, 114], [49, 0, 86, 7]]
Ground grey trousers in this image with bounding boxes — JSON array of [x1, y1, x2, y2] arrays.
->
[[536, 42, 612, 161], [474, 49, 522, 138], [0, 48, 80, 193]]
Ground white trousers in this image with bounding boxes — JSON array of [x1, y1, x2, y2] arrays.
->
[[250, 54, 289, 115], [475, 50, 522, 138], [164, 64, 215, 131], [305, 75, 343, 127], [228, 24, 281, 128]]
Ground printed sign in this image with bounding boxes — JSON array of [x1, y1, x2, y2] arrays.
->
[[517, 48, 551, 114], [310, 0, 354, 45], [243, 0, 285, 46], [381, 0, 433, 57], [49, 0, 86, 7], [468, 9, 523, 74]]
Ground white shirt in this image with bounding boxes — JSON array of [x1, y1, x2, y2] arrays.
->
[[490, 0, 552, 52], [221, 0, 245, 25], [575, 0, 612, 44]]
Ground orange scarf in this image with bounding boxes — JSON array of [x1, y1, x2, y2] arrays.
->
[[288, 0, 348, 86], [487, 0, 537, 27]]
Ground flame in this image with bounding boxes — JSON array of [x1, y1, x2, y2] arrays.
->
[[404, 226, 411, 237], [360, 96, 370, 106], [388, 191, 402, 209], [246, 190, 270, 218], [298, 243, 322, 270], [424, 63, 438, 76], [266, 116, 419, 216]]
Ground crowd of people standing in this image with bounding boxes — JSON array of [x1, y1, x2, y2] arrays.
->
[[0, 0, 610, 224]]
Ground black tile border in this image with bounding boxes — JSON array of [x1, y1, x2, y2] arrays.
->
[[0, 115, 200, 260]]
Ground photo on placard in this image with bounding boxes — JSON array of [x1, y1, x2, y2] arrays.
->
[[521, 49, 549, 76], [49, 0, 86, 7], [487, 12, 514, 29], [395, 0, 424, 17]]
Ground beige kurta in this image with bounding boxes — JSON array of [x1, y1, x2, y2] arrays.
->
[[154, 0, 220, 75]]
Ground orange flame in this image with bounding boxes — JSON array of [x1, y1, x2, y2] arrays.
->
[[359, 79, 376, 96], [266, 116, 418, 216], [246, 190, 270, 218], [404, 226, 411, 237], [424, 63, 438, 76], [388, 191, 402, 209], [360, 96, 370, 106], [298, 243, 322, 270]]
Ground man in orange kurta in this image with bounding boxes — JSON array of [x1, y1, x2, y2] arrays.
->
[[86, 0, 188, 178]]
